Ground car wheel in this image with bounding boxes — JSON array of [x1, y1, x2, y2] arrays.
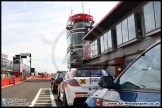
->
[[51, 84, 53, 91], [63, 92, 68, 107], [53, 84, 57, 93], [57, 90, 61, 101], [85, 104, 89, 107]]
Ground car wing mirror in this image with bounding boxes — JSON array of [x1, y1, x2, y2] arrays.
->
[[98, 76, 113, 89]]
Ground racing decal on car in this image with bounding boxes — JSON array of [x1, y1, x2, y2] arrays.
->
[[99, 89, 107, 98], [110, 91, 119, 98], [82, 94, 87, 97], [91, 88, 98, 90], [90, 78, 98, 83], [80, 79, 86, 84], [104, 91, 119, 102], [75, 93, 88, 98], [76, 94, 82, 98]]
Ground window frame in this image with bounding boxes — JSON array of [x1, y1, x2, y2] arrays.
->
[[143, 1, 161, 36]]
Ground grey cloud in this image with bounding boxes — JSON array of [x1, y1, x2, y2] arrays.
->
[[37, 33, 53, 45]]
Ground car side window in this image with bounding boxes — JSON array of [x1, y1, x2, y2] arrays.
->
[[77, 69, 107, 77], [101, 70, 107, 76], [118, 43, 161, 90], [60, 73, 64, 78], [63, 73, 65, 80], [64, 72, 69, 80], [55, 73, 59, 79], [77, 69, 90, 77]]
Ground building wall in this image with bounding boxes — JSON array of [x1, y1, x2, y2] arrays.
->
[[86, 34, 160, 77], [1, 57, 13, 71], [124, 53, 138, 68], [84, 1, 161, 77], [1, 52, 8, 59], [106, 60, 115, 76]]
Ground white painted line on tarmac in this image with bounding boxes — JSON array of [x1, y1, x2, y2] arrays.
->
[[35, 103, 52, 104], [1, 84, 14, 88], [41, 88, 50, 89], [49, 88, 56, 107], [1, 77, 32, 89], [37, 100, 51, 101], [29, 88, 42, 107], [39, 96, 51, 97], [40, 93, 50, 96], [38, 97, 51, 98], [39, 93, 50, 95]]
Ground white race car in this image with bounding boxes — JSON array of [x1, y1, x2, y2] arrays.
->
[[57, 68, 108, 106]]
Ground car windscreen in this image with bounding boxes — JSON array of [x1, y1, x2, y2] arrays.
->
[[77, 69, 107, 77]]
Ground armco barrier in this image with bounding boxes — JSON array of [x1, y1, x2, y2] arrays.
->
[[1, 76, 31, 87], [1, 76, 52, 87], [31, 75, 52, 78], [10, 75, 15, 85], [31, 76, 41, 78], [15, 78, 21, 83], [1, 78, 10, 87]]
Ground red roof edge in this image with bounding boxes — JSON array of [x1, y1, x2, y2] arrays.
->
[[82, 1, 123, 40]]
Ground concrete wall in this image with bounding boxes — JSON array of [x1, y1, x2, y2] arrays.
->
[[106, 60, 115, 76]]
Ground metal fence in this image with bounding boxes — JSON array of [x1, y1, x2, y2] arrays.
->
[[1, 71, 13, 78], [23, 64, 30, 76], [1, 57, 13, 71]]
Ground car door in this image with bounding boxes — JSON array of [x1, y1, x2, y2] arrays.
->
[[75, 69, 106, 93], [101, 90, 160, 107], [101, 43, 161, 107], [60, 72, 69, 101]]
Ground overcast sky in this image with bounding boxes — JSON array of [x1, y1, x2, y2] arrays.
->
[[2, 1, 119, 73]]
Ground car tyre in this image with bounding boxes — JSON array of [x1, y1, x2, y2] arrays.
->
[[63, 92, 68, 107], [51, 84, 53, 92], [53, 84, 57, 93], [84, 103, 89, 107], [57, 90, 61, 101]]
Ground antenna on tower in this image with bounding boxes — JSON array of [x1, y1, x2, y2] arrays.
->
[[89, 8, 90, 15], [82, 2, 85, 27], [82, 2, 84, 14], [71, 7, 73, 16]]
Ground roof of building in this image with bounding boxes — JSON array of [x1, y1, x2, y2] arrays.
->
[[82, 1, 143, 41]]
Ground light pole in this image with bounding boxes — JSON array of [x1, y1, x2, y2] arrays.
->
[[30, 55, 31, 76]]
